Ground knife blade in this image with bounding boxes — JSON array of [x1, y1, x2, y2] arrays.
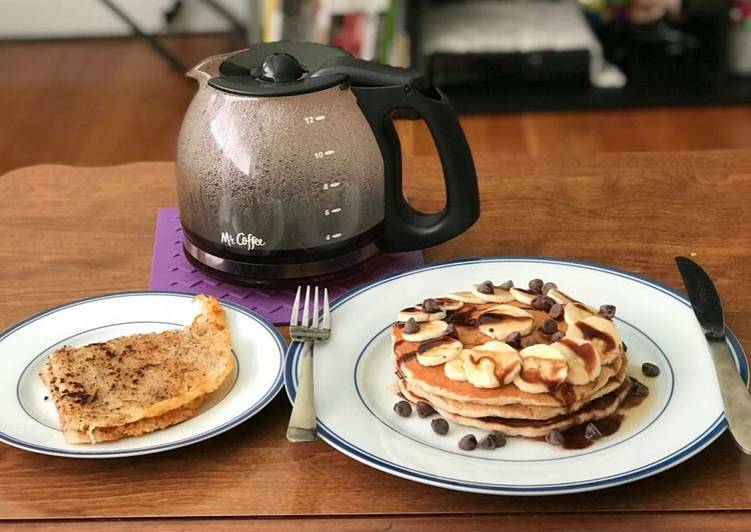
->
[[675, 256, 751, 455]]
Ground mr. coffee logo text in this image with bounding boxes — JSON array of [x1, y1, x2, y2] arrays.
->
[[220, 232, 266, 251]]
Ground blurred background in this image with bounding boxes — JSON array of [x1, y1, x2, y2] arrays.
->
[[3, 0, 751, 176]]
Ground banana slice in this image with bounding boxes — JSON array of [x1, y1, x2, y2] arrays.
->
[[547, 288, 577, 305], [463, 341, 521, 388], [471, 284, 515, 303], [416, 337, 463, 367], [552, 337, 601, 385], [509, 287, 537, 305], [433, 297, 464, 311], [513, 344, 568, 394], [477, 304, 535, 340], [445, 291, 486, 304], [444, 350, 469, 381], [567, 315, 621, 363], [402, 320, 449, 342], [563, 301, 597, 326], [397, 305, 446, 323]]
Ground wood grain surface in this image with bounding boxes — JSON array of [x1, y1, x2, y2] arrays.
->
[[6, 512, 751, 531], [0, 153, 750, 524]]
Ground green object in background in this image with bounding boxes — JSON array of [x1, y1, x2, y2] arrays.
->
[[378, 0, 397, 64], [578, 0, 630, 23]]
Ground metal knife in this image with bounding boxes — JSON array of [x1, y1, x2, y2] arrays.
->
[[675, 256, 751, 454]]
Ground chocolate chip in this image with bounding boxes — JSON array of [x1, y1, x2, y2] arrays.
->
[[416, 401, 436, 418], [585, 423, 602, 440], [542, 282, 557, 294], [490, 431, 507, 448], [630, 378, 649, 397], [550, 331, 565, 342], [641, 362, 660, 377], [505, 331, 522, 348], [599, 304, 616, 319], [529, 278, 544, 293], [525, 337, 539, 347], [545, 429, 564, 446], [541, 319, 558, 335], [458, 434, 477, 450], [422, 298, 441, 313], [43, 396, 49, 401], [431, 418, 449, 435], [622, 341, 628, 352], [531, 295, 553, 311], [479, 434, 497, 450], [403, 317, 420, 334], [477, 280, 494, 295], [549, 303, 564, 320], [394, 400, 412, 417], [499, 280, 514, 290]]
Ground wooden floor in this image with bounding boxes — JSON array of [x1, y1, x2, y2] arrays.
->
[[3, 34, 751, 176]]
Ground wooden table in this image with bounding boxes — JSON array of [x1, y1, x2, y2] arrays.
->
[[1, 152, 750, 530]]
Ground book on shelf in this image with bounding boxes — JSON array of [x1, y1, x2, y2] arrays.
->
[[251, 0, 410, 66]]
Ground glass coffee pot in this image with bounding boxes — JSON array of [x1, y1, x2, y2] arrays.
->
[[177, 41, 479, 283]]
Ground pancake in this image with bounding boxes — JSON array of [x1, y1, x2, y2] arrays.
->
[[40, 294, 234, 444], [399, 378, 633, 438], [396, 337, 625, 408], [390, 280, 641, 442], [60, 396, 206, 444], [400, 355, 628, 420]]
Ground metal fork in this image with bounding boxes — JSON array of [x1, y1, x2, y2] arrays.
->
[[286, 286, 330, 442]]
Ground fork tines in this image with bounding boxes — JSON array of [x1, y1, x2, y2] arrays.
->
[[290, 286, 330, 335]]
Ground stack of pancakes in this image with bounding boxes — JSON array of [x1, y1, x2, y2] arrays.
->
[[392, 282, 631, 438]]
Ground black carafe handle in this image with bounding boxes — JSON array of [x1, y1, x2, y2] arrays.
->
[[350, 84, 480, 252]]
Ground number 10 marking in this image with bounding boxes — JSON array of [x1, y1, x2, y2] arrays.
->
[[314, 150, 335, 159]]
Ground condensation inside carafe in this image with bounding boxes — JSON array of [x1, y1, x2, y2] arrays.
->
[[176, 85, 385, 257]]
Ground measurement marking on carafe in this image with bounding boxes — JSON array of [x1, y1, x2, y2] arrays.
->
[[304, 115, 327, 124], [314, 150, 335, 159], [324, 208, 342, 216], [325, 233, 343, 240], [323, 182, 341, 190]]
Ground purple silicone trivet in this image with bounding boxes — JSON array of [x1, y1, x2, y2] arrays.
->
[[149, 208, 424, 324]]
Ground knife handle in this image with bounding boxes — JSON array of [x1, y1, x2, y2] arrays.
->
[[709, 339, 751, 454]]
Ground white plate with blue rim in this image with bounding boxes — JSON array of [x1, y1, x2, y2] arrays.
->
[[284, 257, 748, 495], [0, 291, 286, 458]]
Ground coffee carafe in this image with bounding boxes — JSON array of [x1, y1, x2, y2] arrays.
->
[[177, 41, 479, 283]]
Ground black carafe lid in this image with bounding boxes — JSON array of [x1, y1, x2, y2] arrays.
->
[[209, 41, 429, 97], [209, 42, 349, 96]]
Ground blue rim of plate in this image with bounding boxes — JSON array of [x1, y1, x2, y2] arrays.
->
[[284, 256, 749, 495], [0, 291, 286, 458]]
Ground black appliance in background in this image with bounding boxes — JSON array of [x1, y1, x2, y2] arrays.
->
[[407, 0, 743, 113]]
